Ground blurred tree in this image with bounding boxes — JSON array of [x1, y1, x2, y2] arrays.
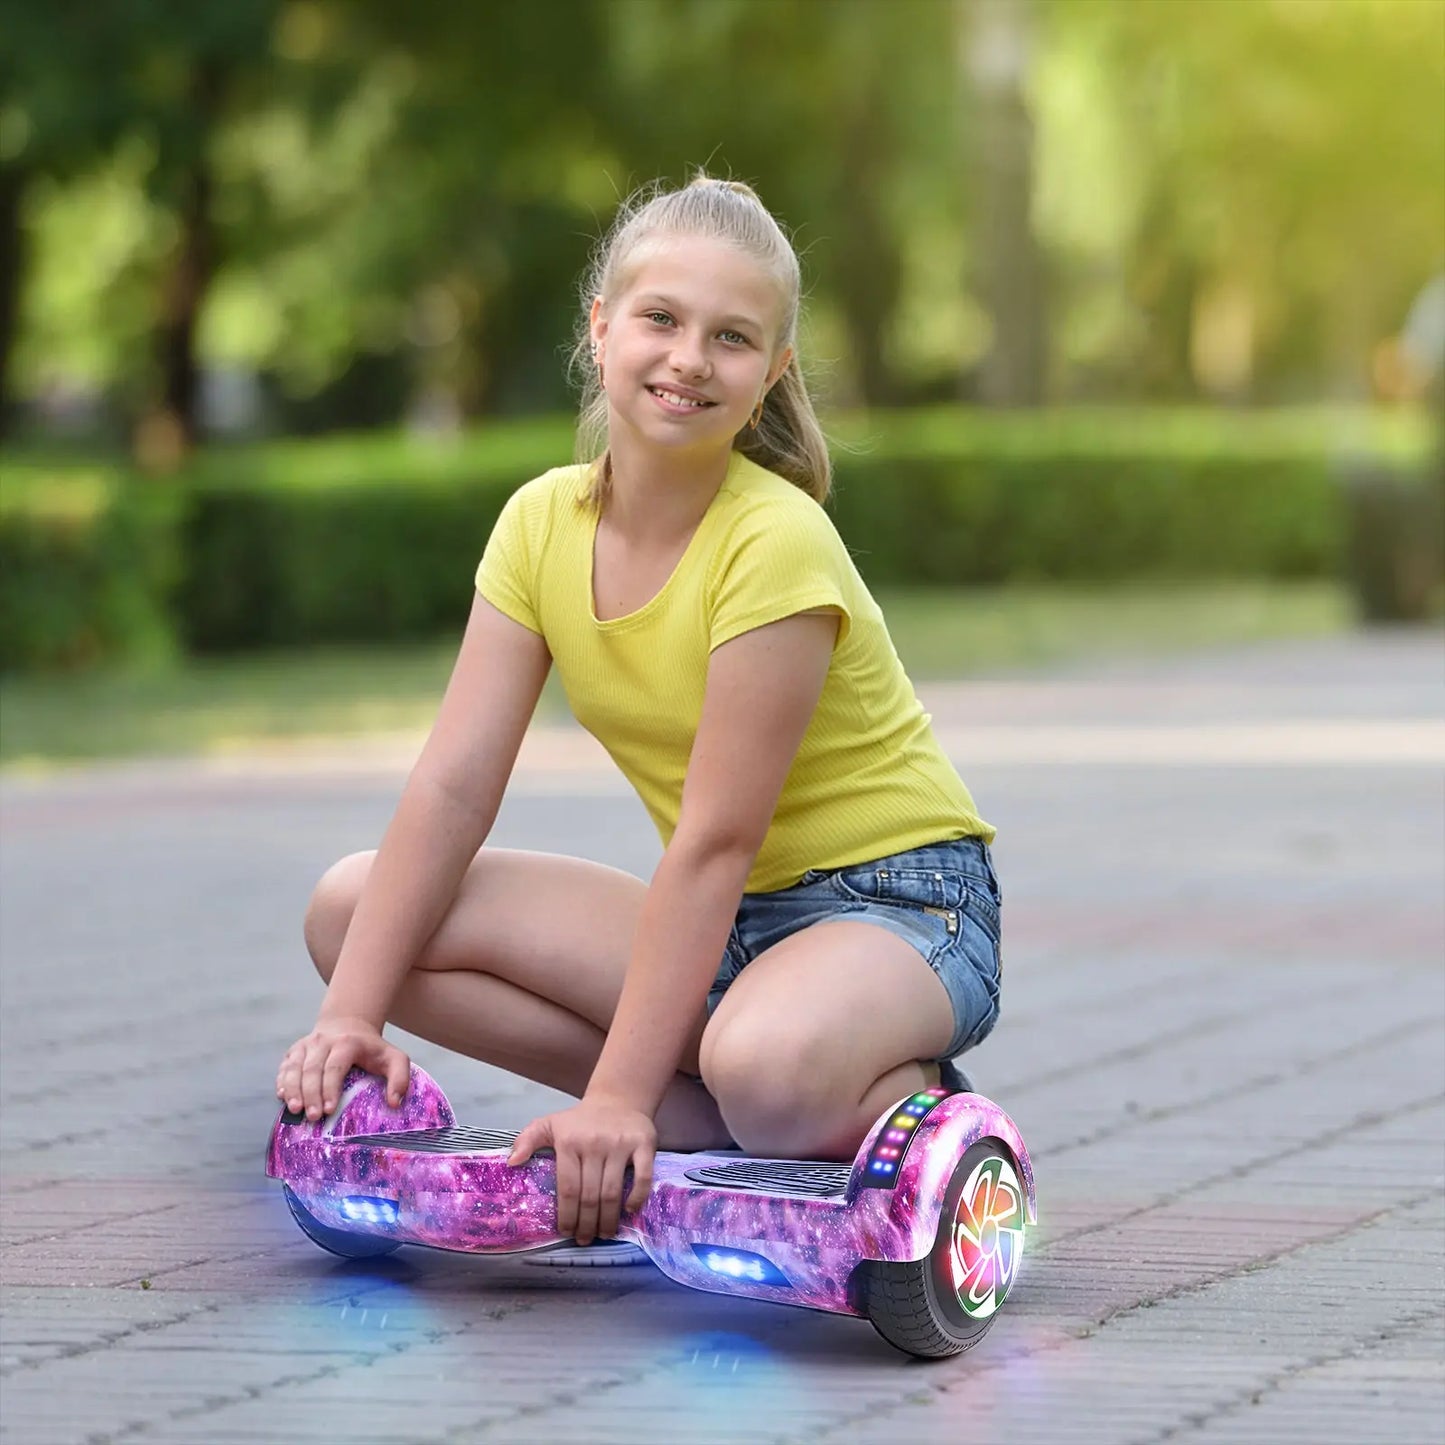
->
[[961, 0, 1048, 405], [599, 0, 962, 407], [120, 2, 278, 459], [1049, 0, 1445, 401], [1, 0, 279, 455], [0, 1, 136, 437], [296, 0, 615, 419], [8, 0, 1442, 434]]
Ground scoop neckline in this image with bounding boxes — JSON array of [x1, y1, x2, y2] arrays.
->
[[587, 451, 745, 629]]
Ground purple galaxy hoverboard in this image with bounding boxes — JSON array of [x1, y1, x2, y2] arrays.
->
[[267, 1064, 1035, 1359]]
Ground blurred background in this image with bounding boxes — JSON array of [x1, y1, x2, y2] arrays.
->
[[1, 0, 1441, 763]]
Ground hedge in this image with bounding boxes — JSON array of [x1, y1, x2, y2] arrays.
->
[[1, 408, 1432, 672], [0, 465, 181, 671]]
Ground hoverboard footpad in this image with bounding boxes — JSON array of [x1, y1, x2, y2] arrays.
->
[[344, 1125, 850, 1200], [347, 1125, 518, 1152], [682, 1160, 851, 1198]]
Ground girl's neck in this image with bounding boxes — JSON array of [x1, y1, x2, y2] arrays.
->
[[602, 435, 734, 541]]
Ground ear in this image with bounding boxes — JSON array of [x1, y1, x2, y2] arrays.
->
[[766, 345, 794, 391], [589, 296, 608, 349]]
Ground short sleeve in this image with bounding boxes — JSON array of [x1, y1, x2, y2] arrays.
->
[[707, 497, 853, 652], [474, 479, 546, 635]]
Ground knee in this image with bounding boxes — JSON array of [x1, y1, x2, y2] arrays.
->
[[700, 1025, 847, 1160], [302, 851, 373, 983]]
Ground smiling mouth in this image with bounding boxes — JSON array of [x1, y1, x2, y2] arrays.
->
[[647, 386, 715, 410]]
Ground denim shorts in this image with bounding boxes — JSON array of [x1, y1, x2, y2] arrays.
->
[[706, 835, 1003, 1061]]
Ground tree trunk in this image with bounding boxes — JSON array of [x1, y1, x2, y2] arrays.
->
[[157, 162, 214, 448], [830, 1, 903, 407], [834, 129, 901, 406], [960, 0, 1047, 406], [140, 61, 223, 465], [0, 160, 25, 441]]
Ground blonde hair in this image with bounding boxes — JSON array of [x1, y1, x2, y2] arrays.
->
[[570, 173, 832, 505]]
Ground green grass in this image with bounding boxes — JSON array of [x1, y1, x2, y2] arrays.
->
[[0, 582, 1351, 770], [873, 580, 1351, 676]]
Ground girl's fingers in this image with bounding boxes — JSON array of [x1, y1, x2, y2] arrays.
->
[[321, 1049, 355, 1116], [277, 1047, 301, 1109], [299, 1045, 328, 1120], [508, 1117, 544, 1168], [554, 1145, 580, 1239], [383, 1049, 410, 1108], [624, 1143, 655, 1214], [276, 1035, 406, 1118], [507, 1128, 532, 1168], [597, 1152, 629, 1241], [575, 1152, 604, 1246]]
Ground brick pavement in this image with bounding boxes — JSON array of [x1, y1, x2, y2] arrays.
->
[[2, 630, 1442, 1444]]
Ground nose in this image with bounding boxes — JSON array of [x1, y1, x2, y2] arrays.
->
[[669, 329, 710, 379]]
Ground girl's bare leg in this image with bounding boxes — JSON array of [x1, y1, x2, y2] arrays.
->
[[697, 920, 959, 1161], [304, 848, 734, 1152]]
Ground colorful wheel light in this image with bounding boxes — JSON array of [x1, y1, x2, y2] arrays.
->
[[949, 1153, 1025, 1319]]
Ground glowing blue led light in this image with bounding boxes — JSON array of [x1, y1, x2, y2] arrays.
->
[[690, 1244, 792, 1288], [341, 1196, 398, 1225], [704, 1251, 765, 1281]]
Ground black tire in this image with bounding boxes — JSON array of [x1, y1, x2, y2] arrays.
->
[[282, 1185, 402, 1260], [854, 1138, 1027, 1359]]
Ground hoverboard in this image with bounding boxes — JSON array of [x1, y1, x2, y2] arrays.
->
[[267, 1065, 1035, 1359]]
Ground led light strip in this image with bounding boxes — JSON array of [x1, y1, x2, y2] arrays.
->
[[860, 1086, 951, 1188], [341, 1195, 399, 1225]]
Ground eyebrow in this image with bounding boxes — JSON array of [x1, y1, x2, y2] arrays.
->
[[634, 294, 764, 332]]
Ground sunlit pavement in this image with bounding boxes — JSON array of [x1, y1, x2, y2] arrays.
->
[[2, 630, 1442, 1444]]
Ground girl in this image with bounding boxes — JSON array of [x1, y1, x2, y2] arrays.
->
[[275, 174, 1002, 1263]]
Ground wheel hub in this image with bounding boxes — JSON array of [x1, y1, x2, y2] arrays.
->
[[950, 1152, 1025, 1319]]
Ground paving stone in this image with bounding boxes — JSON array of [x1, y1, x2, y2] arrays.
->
[[2, 632, 1442, 1443]]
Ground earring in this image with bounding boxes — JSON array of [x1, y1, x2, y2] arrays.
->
[[749, 396, 765, 429], [592, 345, 604, 388]]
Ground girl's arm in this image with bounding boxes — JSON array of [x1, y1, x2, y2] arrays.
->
[[281, 595, 550, 1117], [506, 607, 839, 1246], [585, 608, 842, 1116]]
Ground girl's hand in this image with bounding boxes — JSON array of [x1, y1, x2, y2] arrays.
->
[[509, 1097, 656, 1245], [275, 1016, 410, 1122]]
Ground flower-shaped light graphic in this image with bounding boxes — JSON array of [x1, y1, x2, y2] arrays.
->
[[950, 1153, 1026, 1318]]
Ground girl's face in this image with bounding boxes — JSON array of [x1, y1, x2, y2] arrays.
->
[[590, 234, 794, 457]]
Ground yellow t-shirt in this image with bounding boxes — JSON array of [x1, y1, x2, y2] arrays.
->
[[475, 449, 993, 892]]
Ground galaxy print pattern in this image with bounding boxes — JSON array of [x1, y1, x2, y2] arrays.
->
[[269, 1068, 1034, 1321], [265, 1064, 454, 1178]]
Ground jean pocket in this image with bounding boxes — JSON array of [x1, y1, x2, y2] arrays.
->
[[835, 863, 971, 930], [964, 884, 1001, 947]]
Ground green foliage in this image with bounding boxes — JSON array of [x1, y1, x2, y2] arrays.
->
[[831, 446, 1339, 585], [1, 409, 1428, 672], [173, 419, 573, 648], [826, 407, 1429, 585], [177, 476, 512, 649], [0, 463, 180, 669], [12, 0, 1440, 425], [1044, 0, 1445, 396]]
